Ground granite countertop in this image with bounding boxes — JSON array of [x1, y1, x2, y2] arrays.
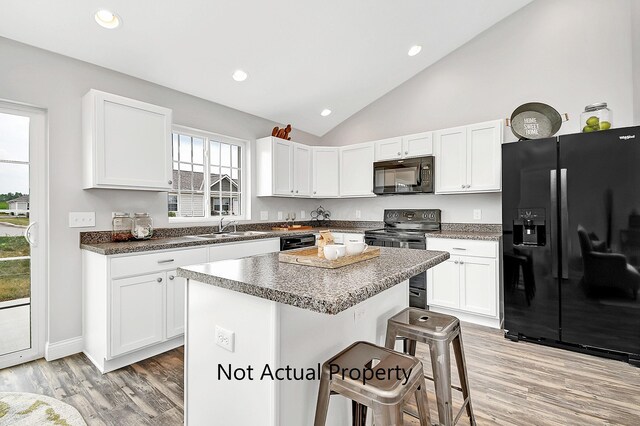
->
[[80, 227, 371, 255], [177, 247, 449, 314]]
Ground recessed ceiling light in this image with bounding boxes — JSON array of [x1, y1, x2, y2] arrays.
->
[[94, 9, 121, 29], [408, 45, 422, 57], [232, 70, 248, 82], [320, 109, 332, 117]]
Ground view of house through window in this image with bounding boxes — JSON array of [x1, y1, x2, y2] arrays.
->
[[169, 129, 244, 219]]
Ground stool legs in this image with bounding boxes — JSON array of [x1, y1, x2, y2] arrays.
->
[[452, 332, 476, 426], [352, 401, 367, 426], [430, 339, 454, 426], [314, 374, 331, 426], [414, 375, 432, 426], [372, 404, 404, 426]]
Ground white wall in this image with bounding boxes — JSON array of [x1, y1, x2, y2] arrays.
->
[[317, 0, 638, 225], [320, 0, 636, 146], [0, 36, 321, 345]]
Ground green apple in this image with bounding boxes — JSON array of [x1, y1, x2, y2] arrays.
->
[[600, 121, 611, 130], [586, 116, 600, 127], [583, 126, 596, 133]]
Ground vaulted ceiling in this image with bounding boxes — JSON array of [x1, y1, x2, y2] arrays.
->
[[0, 0, 532, 135]]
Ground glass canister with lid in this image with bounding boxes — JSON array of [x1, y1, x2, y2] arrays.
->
[[112, 212, 133, 242], [581, 102, 612, 133], [132, 213, 154, 240]]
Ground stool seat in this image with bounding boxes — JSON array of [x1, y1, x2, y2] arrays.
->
[[314, 341, 431, 426], [385, 308, 476, 426]]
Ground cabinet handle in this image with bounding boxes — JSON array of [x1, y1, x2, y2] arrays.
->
[[157, 259, 175, 264], [461, 184, 465, 189], [454, 260, 459, 264], [405, 151, 408, 155], [290, 190, 294, 193], [460, 261, 465, 265], [397, 152, 401, 156], [452, 247, 467, 251], [296, 190, 299, 193], [313, 191, 317, 194], [169, 275, 175, 280], [168, 180, 173, 185], [157, 277, 163, 283]]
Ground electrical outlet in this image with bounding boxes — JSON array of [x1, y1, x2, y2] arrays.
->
[[354, 306, 366, 323], [277, 211, 283, 220], [215, 325, 235, 352], [69, 212, 96, 228], [300, 210, 306, 219], [355, 210, 361, 219], [473, 209, 482, 220], [260, 211, 269, 220]]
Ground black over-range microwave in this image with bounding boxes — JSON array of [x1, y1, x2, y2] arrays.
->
[[373, 156, 434, 195]]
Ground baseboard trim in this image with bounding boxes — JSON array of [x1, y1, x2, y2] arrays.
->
[[427, 306, 502, 329], [45, 336, 84, 361]]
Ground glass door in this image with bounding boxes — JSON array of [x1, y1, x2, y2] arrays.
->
[[0, 103, 46, 368]]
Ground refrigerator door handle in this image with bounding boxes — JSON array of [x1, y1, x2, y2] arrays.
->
[[550, 170, 558, 278], [560, 168, 569, 279]]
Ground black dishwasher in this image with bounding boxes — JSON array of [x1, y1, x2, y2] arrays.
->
[[280, 234, 316, 251]]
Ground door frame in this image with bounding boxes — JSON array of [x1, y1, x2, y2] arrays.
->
[[0, 100, 48, 369]]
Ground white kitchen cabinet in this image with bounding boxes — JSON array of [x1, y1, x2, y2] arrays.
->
[[374, 137, 403, 161], [82, 89, 173, 191], [293, 144, 312, 197], [83, 246, 208, 373], [374, 133, 433, 161], [166, 270, 186, 339], [312, 147, 340, 197], [402, 132, 433, 158], [434, 120, 502, 194], [256, 137, 312, 197], [426, 238, 501, 328], [339, 142, 375, 197], [111, 272, 165, 357], [208, 238, 280, 261]]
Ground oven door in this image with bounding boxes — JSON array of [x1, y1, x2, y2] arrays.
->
[[373, 156, 433, 194]]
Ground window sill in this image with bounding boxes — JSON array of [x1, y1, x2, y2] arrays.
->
[[168, 215, 249, 225]]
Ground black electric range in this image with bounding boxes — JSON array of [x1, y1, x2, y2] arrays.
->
[[364, 209, 441, 309]]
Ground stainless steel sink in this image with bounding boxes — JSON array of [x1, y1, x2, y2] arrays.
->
[[192, 231, 269, 239]]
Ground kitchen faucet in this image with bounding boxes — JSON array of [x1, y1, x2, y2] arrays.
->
[[219, 216, 237, 233]]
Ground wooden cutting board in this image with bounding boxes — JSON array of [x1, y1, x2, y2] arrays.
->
[[278, 246, 380, 268], [271, 225, 314, 231]]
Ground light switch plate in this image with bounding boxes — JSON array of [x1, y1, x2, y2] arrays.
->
[[355, 210, 361, 219], [277, 211, 283, 220], [300, 210, 306, 219], [260, 211, 269, 220], [473, 209, 482, 220], [69, 212, 96, 228]]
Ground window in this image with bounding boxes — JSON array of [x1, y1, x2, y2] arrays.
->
[[168, 126, 247, 220]]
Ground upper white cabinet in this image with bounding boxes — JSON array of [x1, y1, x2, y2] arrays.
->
[[339, 142, 375, 197], [434, 120, 502, 194], [83, 89, 172, 191], [293, 144, 312, 197], [312, 147, 340, 197], [256, 137, 311, 197], [374, 132, 433, 161]]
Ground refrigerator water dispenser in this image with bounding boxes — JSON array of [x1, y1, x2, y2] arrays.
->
[[513, 209, 546, 246]]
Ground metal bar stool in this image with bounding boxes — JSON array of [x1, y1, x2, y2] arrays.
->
[[385, 308, 476, 426], [314, 341, 431, 426]]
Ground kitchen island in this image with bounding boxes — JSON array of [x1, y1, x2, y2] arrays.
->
[[178, 247, 449, 426]]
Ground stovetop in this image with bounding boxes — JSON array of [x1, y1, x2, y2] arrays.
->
[[364, 209, 441, 240]]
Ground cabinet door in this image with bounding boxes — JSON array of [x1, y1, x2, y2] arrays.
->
[[374, 137, 403, 161], [312, 147, 339, 197], [459, 256, 497, 316], [427, 258, 460, 309], [402, 132, 433, 158], [293, 143, 312, 197], [434, 127, 467, 194], [111, 273, 164, 357], [339, 143, 375, 196], [466, 120, 502, 192], [166, 270, 186, 339], [273, 139, 293, 196], [88, 90, 172, 190]]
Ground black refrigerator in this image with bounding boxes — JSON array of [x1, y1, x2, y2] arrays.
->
[[502, 125, 640, 366]]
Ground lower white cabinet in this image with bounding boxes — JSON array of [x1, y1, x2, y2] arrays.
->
[[111, 272, 165, 357], [166, 270, 186, 339], [426, 238, 502, 328]]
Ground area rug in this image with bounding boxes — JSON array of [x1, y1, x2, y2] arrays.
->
[[0, 392, 87, 425]]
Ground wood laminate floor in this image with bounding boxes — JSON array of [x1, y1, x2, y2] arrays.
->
[[1, 323, 639, 425]]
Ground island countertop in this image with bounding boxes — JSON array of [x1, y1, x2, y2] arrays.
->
[[177, 247, 449, 314]]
